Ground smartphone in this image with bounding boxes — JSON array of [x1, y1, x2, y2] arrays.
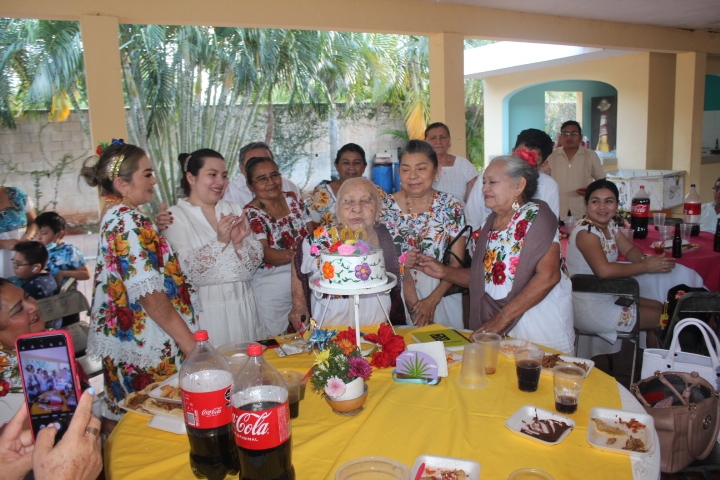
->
[[256, 338, 281, 349], [614, 296, 635, 308], [15, 331, 82, 443]]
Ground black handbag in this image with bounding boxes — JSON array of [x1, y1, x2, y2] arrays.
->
[[441, 225, 472, 297]]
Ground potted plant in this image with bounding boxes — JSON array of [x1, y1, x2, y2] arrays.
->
[[311, 342, 372, 402]]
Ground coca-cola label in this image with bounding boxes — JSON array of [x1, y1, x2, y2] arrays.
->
[[233, 402, 290, 450], [684, 202, 701, 216], [631, 202, 649, 217], [181, 385, 232, 428]]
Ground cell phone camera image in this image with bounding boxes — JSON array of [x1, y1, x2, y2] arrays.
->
[[17, 333, 78, 441]]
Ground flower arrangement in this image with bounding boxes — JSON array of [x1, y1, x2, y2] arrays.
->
[[311, 334, 372, 398]]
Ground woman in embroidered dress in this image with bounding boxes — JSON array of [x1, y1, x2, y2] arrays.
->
[[0, 279, 45, 426], [164, 149, 264, 345], [425, 122, 479, 203], [382, 140, 466, 329], [0, 186, 37, 278], [566, 179, 673, 351], [79, 140, 196, 432], [307, 143, 370, 226], [289, 177, 406, 329], [245, 157, 315, 337], [411, 155, 575, 353]]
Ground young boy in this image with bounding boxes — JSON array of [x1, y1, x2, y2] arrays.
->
[[34, 212, 90, 287], [10, 240, 59, 302]]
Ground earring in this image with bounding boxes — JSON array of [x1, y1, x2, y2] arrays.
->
[[512, 198, 520, 212]]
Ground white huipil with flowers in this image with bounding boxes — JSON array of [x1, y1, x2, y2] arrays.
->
[[470, 202, 574, 354]]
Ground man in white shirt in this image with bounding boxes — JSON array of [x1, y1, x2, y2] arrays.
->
[[547, 121, 606, 218], [223, 141, 301, 207], [465, 128, 560, 230]]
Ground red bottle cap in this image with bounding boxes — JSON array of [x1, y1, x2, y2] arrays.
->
[[247, 343, 263, 356], [193, 330, 209, 342]]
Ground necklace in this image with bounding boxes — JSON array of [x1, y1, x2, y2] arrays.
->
[[404, 190, 435, 214]]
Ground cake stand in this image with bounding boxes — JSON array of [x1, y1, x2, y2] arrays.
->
[[308, 273, 398, 348]]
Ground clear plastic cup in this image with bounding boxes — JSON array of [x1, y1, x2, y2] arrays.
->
[[680, 223, 692, 243], [619, 228, 634, 242], [514, 346, 544, 392], [458, 343, 488, 389], [280, 370, 302, 419], [553, 365, 585, 414], [471, 332, 501, 374], [652, 213, 666, 229]]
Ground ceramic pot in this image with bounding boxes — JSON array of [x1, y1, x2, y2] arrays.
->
[[330, 377, 364, 401], [325, 383, 369, 415]]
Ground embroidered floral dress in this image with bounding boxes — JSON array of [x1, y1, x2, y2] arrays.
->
[[382, 191, 465, 329], [475, 202, 575, 354], [0, 349, 23, 426], [566, 218, 636, 344], [0, 187, 34, 278], [246, 192, 312, 337], [88, 205, 197, 419]]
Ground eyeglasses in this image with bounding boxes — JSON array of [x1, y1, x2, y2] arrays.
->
[[251, 172, 281, 186], [11, 260, 31, 267], [560, 131, 581, 137], [341, 198, 374, 209], [713, 186, 720, 192]]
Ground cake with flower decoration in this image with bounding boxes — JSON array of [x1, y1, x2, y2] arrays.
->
[[316, 226, 387, 289]]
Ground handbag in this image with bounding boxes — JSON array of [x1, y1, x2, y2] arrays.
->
[[631, 371, 720, 473], [441, 225, 472, 297], [641, 318, 720, 389]]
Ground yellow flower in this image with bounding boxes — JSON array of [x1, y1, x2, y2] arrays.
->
[[314, 349, 330, 366], [320, 213, 335, 226], [322, 262, 335, 279], [107, 278, 128, 305], [311, 189, 330, 208], [483, 250, 497, 272], [113, 236, 130, 257], [138, 228, 157, 251]]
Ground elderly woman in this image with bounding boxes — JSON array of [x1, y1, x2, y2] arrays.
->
[[80, 140, 196, 429], [425, 122, 479, 203], [566, 180, 674, 351], [0, 279, 45, 426], [289, 177, 406, 328], [164, 149, 264, 345], [411, 155, 575, 353], [308, 143, 372, 226], [383, 140, 467, 329], [0, 186, 37, 278], [700, 176, 720, 232], [244, 157, 315, 337]]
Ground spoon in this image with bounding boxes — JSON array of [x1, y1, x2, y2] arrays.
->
[[414, 462, 425, 480]]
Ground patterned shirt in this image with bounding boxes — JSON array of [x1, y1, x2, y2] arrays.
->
[[0, 187, 31, 234], [46, 242, 87, 279]]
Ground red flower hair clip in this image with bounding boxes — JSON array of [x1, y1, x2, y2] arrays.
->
[[515, 149, 538, 167]]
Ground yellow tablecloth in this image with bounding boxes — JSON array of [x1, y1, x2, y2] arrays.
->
[[105, 326, 631, 479]]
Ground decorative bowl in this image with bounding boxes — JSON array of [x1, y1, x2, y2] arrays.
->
[[324, 384, 369, 415]]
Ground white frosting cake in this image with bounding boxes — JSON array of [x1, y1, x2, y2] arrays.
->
[[319, 248, 387, 289]]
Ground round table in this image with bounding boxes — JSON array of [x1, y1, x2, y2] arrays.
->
[[104, 325, 660, 479]]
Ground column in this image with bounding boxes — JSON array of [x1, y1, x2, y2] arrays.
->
[[429, 33, 466, 157], [79, 15, 127, 147], [672, 52, 707, 190]]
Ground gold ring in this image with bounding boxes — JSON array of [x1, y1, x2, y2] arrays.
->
[[85, 426, 100, 437]]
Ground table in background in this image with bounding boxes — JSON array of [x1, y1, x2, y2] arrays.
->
[[104, 326, 660, 480]]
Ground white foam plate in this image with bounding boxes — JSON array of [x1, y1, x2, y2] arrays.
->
[[410, 454, 480, 480], [117, 397, 152, 417], [148, 374, 181, 404], [662, 239, 690, 248], [147, 413, 186, 435], [505, 405, 575, 446], [587, 407, 655, 457], [541, 355, 594, 377], [499, 339, 531, 358]]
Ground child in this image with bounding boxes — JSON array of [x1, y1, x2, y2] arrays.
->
[[35, 212, 90, 287], [10, 240, 59, 302]]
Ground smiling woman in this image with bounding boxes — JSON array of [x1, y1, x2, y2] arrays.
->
[[163, 149, 265, 345]]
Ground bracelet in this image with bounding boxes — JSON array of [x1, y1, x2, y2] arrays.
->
[[499, 309, 508, 321]]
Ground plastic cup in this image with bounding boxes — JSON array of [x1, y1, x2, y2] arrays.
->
[[508, 468, 555, 480], [619, 228, 634, 242], [680, 223, 692, 243], [553, 365, 585, 414], [458, 343, 488, 389], [472, 332, 501, 374], [658, 225, 673, 243], [280, 370, 303, 418], [564, 216, 577, 234], [652, 241, 665, 256], [514, 346, 544, 392], [653, 213, 666, 230]]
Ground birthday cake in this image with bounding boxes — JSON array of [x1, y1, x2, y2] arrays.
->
[[317, 227, 387, 289]]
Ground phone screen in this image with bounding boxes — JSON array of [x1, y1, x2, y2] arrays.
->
[[17, 333, 78, 441], [256, 338, 281, 349]]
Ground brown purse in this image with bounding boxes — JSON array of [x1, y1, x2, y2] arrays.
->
[[631, 371, 720, 473]]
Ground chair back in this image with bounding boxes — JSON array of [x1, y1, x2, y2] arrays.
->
[[37, 278, 90, 327], [663, 292, 720, 349]]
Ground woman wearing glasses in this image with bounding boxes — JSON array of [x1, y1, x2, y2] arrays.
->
[[244, 157, 316, 337], [546, 120, 606, 217], [699, 177, 720, 232]]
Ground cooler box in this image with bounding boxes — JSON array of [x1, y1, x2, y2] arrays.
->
[[606, 169, 685, 212]]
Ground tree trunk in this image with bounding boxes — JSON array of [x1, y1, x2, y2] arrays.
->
[[265, 89, 275, 145], [328, 110, 339, 178]]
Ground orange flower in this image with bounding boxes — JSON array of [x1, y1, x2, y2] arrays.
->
[[336, 338, 356, 356], [322, 261, 335, 279]]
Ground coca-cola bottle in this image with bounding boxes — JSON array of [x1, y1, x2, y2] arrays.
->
[[683, 184, 702, 236], [631, 185, 650, 239], [232, 343, 295, 480], [179, 330, 240, 480]]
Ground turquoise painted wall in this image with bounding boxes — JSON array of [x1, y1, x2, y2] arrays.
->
[[505, 80, 617, 153], [706, 75, 720, 111]]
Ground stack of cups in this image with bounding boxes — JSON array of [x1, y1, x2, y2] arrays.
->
[[458, 343, 488, 389], [471, 332, 501, 374]]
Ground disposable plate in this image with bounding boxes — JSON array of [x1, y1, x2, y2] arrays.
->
[[505, 405, 575, 446], [499, 339, 531, 358], [587, 407, 655, 456], [410, 455, 481, 480], [148, 374, 181, 404], [148, 413, 186, 435], [540, 355, 594, 377]]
